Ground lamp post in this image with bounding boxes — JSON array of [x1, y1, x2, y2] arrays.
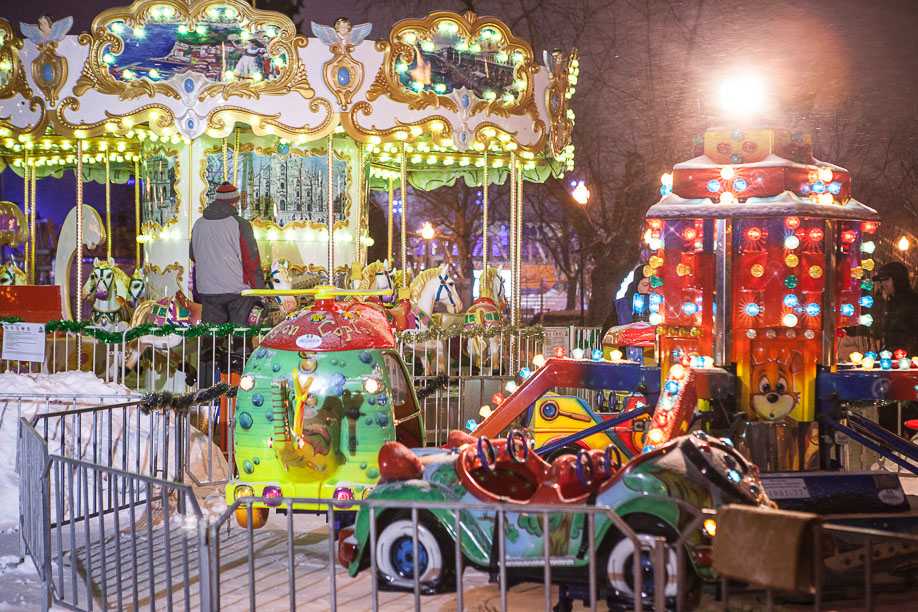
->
[[571, 181, 590, 325], [420, 221, 435, 270]]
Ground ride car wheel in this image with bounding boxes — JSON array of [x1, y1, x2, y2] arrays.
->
[[234, 506, 269, 529], [375, 516, 454, 593], [599, 517, 687, 606]]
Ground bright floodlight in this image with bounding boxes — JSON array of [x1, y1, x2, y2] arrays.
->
[[420, 222, 435, 240], [718, 76, 767, 117], [571, 180, 590, 205], [898, 236, 910, 251]]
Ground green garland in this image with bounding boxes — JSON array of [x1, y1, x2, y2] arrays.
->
[[0, 316, 272, 345], [141, 381, 238, 415], [394, 323, 545, 345]]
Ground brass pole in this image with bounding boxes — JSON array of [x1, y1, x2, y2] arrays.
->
[[222, 137, 228, 182], [76, 140, 84, 322], [482, 148, 488, 281], [233, 130, 239, 186], [509, 152, 516, 325], [135, 157, 141, 270], [328, 135, 335, 285], [516, 163, 523, 330], [355, 142, 363, 265], [105, 156, 112, 260], [400, 143, 407, 287], [30, 161, 36, 283], [387, 177, 394, 265], [22, 155, 29, 280]]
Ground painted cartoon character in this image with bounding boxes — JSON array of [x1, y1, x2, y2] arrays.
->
[[750, 350, 803, 420]]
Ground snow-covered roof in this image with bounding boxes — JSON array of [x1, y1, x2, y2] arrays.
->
[[673, 153, 848, 173], [646, 191, 879, 221]]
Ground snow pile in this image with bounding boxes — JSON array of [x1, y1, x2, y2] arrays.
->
[[0, 370, 228, 532]]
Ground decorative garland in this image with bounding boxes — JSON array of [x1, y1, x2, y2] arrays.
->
[[0, 317, 271, 345], [140, 381, 238, 415], [395, 323, 545, 345], [415, 374, 450, 400]]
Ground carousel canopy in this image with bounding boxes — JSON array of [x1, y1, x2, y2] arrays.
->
[[0, 0, 578, 190]]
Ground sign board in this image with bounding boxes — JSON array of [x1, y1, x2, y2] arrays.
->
[[2, 322, 47, 362], [541, 327, 570, 357]]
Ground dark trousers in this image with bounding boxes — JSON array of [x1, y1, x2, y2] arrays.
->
[[200, 293, 257, 325]]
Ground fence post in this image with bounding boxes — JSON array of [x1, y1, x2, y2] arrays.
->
[[198, 519, 212, 612]]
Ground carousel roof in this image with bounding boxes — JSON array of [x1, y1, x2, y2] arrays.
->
[[0, 0, 578, 189]]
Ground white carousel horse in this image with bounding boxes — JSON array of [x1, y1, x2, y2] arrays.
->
[[81, 257, 132, 330], [466, 266, 508, 369], [127, 270, 147, 308], [55, 204, 106, 320], [123, 291, 202, 376], [390, 265, 463, 372], [0, 258, 27, 285], [266, 258, 298, 315]]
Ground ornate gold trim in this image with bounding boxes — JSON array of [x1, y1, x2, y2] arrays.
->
[[197, 140, 352, 231], [0, 19, 32, 101], [545, 48, 577, 158], [139, 144, 182, 234], [366, 12, 538, 119], [74, 0, 313, 102], [203, 97, 335, 139], [143, 261, 185, 286], [30, 40, 68, 108], [55, 98, 178, 138], [322, 42, 364, 111]]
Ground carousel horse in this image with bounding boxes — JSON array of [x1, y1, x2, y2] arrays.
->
[[465, 267, 508, 369], [127, 270, 147, 308], [353, 260, 398, 322], [81, 257, 133, 329], [124, 290, 202, 373], [391, 265, 463, 372], [0, 258, 27, 285], [56, 204, 106, 320], [266, 258, 298, 315]]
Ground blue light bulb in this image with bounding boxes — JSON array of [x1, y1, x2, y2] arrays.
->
[[805, 303, 821, 316], [745, 303, 761, 316], [649, 293, 663, 306], [812, 181, 826, 193], [682, 302, 698, 315], [465, 419, 478, 432], [660, 184, 672, 196], [733, 178, 747, 192], [865, 351, 878, 361], [828, 181, 841, 194], [665, 380, 680, 394], [859, 295, 874, 308], [706, 179, 721, 193], [632, 294, 646, 314], [800, 183, 811, 195], [783, 294, 799, 308], [841, 303, 855, 316], [727, 469, 741, 483], [881, 358, 892, 370], [519, 367, 532, 379], [591, 349, 603, 361]]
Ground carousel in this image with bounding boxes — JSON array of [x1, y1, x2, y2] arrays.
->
[[0, 0, 578, 379]]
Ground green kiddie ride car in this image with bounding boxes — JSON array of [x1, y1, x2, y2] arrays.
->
[[226, 287, 425, 528], [341, 430, 773, 608]]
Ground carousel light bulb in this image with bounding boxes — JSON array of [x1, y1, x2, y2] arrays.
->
[[745, 302, 761, 317], [784, 235, 800, 249], [818, 167, 833, 182], [899, 236, 910, 251], [862, 221, 878, 234], [785, 216, 801, 229], [532, 354, 546, 368], [661, 173, 673, 186], [859, 314, 874, 326], [649, 313, 664, 325], [861, 241, 876, 254], [720, 166, 735, 180], [720, 191, 736, 204], [572, 348, 585, 359], [782, 313, 798, 327]]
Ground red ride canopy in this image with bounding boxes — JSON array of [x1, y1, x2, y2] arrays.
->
[[258, 299, 396, 352]]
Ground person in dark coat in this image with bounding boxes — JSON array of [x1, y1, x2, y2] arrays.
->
[[873, 261, 918, 356], [190, 182, 265, 325], [600, 264, 651, 339]]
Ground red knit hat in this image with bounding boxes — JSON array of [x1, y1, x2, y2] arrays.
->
[[214, 182, 240, 205]]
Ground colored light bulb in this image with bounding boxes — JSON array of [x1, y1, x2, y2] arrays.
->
[[785, 275, 798, 288], [895, 349, 908, 359], [650, 276, 663, 288], [553, 346, 566, 358], [783, 294, 799, 307], [840, 304, 855, 316], [750, 264, 765, 278], [707, 179, 721, 193], [865, 351, 878, 361], [677, 263, 692, 276], [841, 230, 857, 243], [805, 303, 821, 316], [808, 227, 824, 241], [785, 216, 801, 229], [745, 227, 763, 241], [809, 265, 823, 279], [859, 295, 873, 308], [860, 314, 874, 326], [862, 221, 877, 234], [862, 259, 875, 271], [649, 313, 664, 325], [745, 303, 761, 316], [782, 313, 798, 327], [861, 279, 874, 290], [900, 358, 911, 369], [784, 235, 800, 249], [572, 348, 585, 359], [591, 349, 603, 361], [665, 380, 680, 394], [784, 254, 799, 268], [881, 358, 892, 370], [733, 178, 747, 192], [861, 241, 875, 254], [649, 255, 664, 268]]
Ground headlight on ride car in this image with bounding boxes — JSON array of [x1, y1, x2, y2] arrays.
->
[[234, 485, 254, 500], [239, 374, 255, 391]]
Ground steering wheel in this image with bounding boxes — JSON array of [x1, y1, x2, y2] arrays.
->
[[506, 430, 530, 463], [604, 444, 623, 477], [477, 436, 497, 472], [575, 449, 594, 487]]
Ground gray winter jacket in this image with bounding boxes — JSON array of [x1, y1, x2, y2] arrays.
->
[[190, 201, 264, 295]]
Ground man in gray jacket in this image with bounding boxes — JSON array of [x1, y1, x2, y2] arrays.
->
[[190, 182, 264, 324]]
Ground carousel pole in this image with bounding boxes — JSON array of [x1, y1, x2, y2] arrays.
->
[[482, 148, 489, 282], [30, 160, 36, 283], [387, 177, 394, 265], [134, 157, 141, 270], [76, 140, 84, 322], [222, 138, 228, 182], [400, 142, 407, 288], [105, 156, 112, 260], [516, 161, 523, 335], [509, 152, 517, 368], [22, 154, 29, 281], [233, 130, 240, 186], [327, 134, 335, 285], [355, 142, 363, 266]]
